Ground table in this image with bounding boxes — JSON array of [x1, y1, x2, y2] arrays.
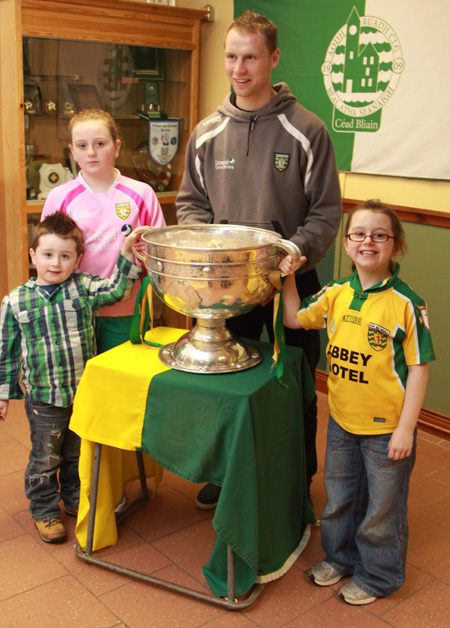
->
[[70, 326, 316, 606]]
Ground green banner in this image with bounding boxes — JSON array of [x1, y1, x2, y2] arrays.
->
[[233, 1, 450, 180], [234, 0, 364, 171]]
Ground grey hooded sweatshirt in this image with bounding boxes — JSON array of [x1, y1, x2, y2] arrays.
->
[[176, 82, 342, 273]]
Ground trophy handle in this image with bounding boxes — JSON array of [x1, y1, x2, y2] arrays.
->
[[131, 226, 157, 263], [276, 239, 302, 271]]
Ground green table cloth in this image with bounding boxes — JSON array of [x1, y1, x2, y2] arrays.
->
[[71, 327, 316, 598]]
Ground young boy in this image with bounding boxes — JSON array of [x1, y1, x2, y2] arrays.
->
[[0, 212, 143, 544]]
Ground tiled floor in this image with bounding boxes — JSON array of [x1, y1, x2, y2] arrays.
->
[[1, 393, 449, 627]]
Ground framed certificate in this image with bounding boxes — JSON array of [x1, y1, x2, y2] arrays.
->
[[132, 47, 164, 80], [68, 84, 103, 112]]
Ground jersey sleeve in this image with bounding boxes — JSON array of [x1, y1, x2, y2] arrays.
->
[[296, 283, 332, 330], [138, 184, 166, 228], [402, 298, 435, 365], [41, 188, 60, 218]]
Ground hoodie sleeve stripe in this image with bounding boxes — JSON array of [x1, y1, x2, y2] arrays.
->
[[278, 113, 313, 191], [195, 117, 230, 149]]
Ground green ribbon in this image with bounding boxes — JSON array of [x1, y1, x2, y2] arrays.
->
[[270, 273, 287, 387], [129, 277, 164, 348]]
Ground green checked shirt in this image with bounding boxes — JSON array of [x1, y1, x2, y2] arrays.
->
[[0, 253, 141, 407]]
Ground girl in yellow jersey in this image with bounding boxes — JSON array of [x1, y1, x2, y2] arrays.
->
[[280, 199, 435, 605]]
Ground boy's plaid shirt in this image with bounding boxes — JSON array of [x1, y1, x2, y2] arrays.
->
[[0, 253, 141, 407]]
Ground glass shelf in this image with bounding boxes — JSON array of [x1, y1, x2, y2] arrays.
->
[[23, 37, 189, 205]]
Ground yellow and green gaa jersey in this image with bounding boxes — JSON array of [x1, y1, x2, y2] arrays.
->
[[297, 264, 435, 435]]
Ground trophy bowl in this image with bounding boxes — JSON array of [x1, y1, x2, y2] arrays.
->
[[133, 224, 301, 373]]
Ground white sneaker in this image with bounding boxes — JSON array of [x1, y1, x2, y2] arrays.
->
[[339, 580, 377, 605], [309, 561, 345, 586]]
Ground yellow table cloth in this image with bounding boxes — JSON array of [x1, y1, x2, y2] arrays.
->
[[71, 327, 182, 551], [70, 326, 315, 597]]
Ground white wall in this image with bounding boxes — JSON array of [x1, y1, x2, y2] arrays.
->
[[178, 0, 233, 119]]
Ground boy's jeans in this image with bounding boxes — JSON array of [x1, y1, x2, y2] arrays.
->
[[24, 396, 80, 521], [320, 416, 417, 598]]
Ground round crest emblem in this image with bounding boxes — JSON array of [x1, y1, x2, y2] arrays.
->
[[322, 7, 405, 132]]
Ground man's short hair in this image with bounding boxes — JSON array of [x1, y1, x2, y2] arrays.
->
[[226, 11, 278, 53], [31, 212, 84, 256]]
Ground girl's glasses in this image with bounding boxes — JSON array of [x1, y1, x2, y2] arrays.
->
[[346, 232, 395, 243]]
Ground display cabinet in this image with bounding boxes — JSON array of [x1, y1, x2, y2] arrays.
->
[[22, 38, 193, 255], [0, 0, 209, 304]]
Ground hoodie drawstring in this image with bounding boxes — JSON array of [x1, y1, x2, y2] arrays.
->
[[247, 116, 257, 156]]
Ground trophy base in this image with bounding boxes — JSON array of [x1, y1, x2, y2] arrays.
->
[[158, 320, 262, 374]]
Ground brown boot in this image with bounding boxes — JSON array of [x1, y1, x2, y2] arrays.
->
[[34, 517, 66, 543]]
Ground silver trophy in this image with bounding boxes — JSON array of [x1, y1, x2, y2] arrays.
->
[[133, 224, 301, 374]]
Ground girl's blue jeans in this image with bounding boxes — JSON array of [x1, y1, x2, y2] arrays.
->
[[24, 396, 80, 521], [320, 416, 417, 598]]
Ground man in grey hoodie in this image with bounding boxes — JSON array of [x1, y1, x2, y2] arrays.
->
[[177, 11, 342, 509]]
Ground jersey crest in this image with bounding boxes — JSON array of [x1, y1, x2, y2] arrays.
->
[[274, 153, 290, 172], [116, 203, 131, 219], [368, 322, 388, 351]]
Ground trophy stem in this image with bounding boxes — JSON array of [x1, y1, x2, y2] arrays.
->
[[158, 318, 262, 374], [193, 317, 231, 339]]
